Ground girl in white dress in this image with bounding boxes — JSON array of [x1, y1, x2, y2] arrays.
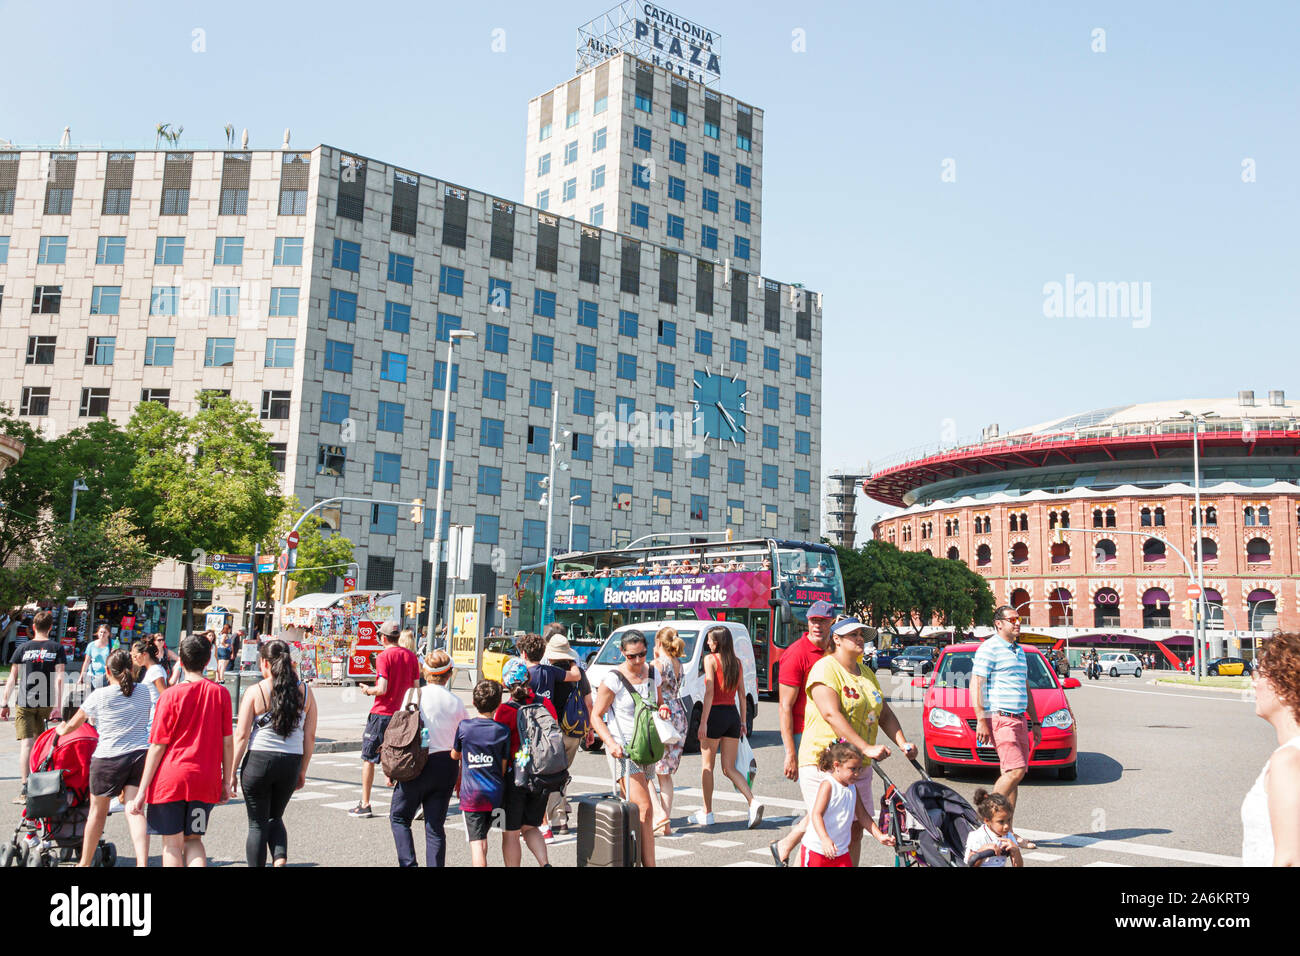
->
[[1241, 632, 1300, 866]]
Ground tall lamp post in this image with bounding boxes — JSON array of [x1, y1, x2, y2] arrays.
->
[[538, 400, 570, 557], [567, 494, 582, 552], [428, 329, 476, 635], [1179, 409, 1217, 680], [63, 478, 89, 645]]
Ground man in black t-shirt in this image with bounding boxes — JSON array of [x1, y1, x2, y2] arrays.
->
[[1, 610, 66, 801]]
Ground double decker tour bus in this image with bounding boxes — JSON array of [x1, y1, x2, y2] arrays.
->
[[514, 537, 845, 695]]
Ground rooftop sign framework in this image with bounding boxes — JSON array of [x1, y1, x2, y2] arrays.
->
[[577, 1, 722, 85]]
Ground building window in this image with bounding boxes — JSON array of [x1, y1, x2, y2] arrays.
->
[[695, 330, 713, 356], [95, 236, 125, 265], [477, 465, 502, 496], [79, 388, 110, 417], [274, 237, 304, 266], [593, 95, 607, 114], [796, 430, 811, 455], [537, 153, 551, 176], [329, 289, 357, 322], [656, 361, 675, 388], [796, 393, 811, 417], [38, 236, 68, 264], [620, 240, 640, 295], [795, 355, 812, 379], [703, 152, 719, 176], [532, 333, 555, 364], [762, 425, 779, 450], [536, 213, 559, 271], [529, 379, 552, 409], [762, 464, 779, 489], [428, 410, 456, 443], [726, 499, 744, 524], [44, 154, 76, 214], [323, 340, 354, 374], [1143, 538, 1167, 564], [439, 265, 464, 296], [380, 351, 407, 383], [210, 286, 240, 316], [593, 127, 607, 151], [264, 338, 294, 368], [630, 202, 649, 228], [433, 361, 459, 392], [372, 451, 402, 484], [485, 322, 509, 354], [562, 141, 577, 166], [667, 214, 685, 240], [527, 426, 551, 456], [658, 321, 677, 347], [734, 236, 751, 261], [377, 400, 404, 434], [20, 387, 50, 417], [219, 153, 250, 214], [590, 204, 604, 227], [539, 123, 552, 142], [214, 236, 244, 266], [317, 444, 346, 476], [384, 302, 411, 333], [616, 353, 637, 381], [436, 313, 462, 342], [370, 505, 398, 536], [575, 343, 596, 373], [536, 189, 550, 210], [204, 337, 235, 368], [566, 109, 579, 128], [387, 253, 414, 285], [320, 392, 350, 424], [278, 152, 311, 215], [572, 433, 593, 461], [89, 286, 120, 315], [534, 290, 557, 318], [390, 170, 419, 235], [728, 459, 745, 485], [151, 236, 182, 265], [336, 155, 367, 221], [523, 519, 547, 552], [574, 388, 595, 417], [735, 200, 751, 223], [25, 335, 56, 365], [563, 178, 577, 202], [261, 390, 291, 420], [701, 225, 718, 250], [268, 288, 299, 317], [728, 338, 748, 365], [702, 189, 719, 213], [480, 418, 504, 448], [332, 239, 360, 272], [83, 336, 115, 366], [590, 164, 606, 190]]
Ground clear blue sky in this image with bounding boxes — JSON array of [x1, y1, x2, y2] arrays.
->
[[5, 0, 1297, 537]]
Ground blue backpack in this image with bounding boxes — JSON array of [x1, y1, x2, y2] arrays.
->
[[561, 669, 592, 738]]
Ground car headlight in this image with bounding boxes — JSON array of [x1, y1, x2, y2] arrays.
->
[[928, 708, 962, 729], [1041, 708, 1074, 730]]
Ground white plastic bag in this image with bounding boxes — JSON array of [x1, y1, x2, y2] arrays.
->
[[654, 711, 681, 746], [735, 735, 757, 787]]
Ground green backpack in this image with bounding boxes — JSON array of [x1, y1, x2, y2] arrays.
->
[[614, 669, 664, 766]]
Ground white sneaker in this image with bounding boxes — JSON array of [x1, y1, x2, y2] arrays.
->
[[108, 798, 124, 815], [687, 811, 714, 828], [747, 800, 765, 830]]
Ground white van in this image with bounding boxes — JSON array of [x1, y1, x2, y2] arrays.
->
[[586, 619, 759, 752]]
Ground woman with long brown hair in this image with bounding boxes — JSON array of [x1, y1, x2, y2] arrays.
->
[[691, 625, 763, 830]]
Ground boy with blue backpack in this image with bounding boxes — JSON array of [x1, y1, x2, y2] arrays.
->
[[540, 627, 593, 836]]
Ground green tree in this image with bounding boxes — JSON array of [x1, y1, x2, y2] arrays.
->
[[0, 407, 58, 568], [846, 540, 994, 638], [249, 497, 355, 602], [48, 419, 139, 526], [125, 395, 282, 629], [42, 509, 155, 608]]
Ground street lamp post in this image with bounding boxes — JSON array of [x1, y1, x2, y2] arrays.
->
[[428, 329, 476, 634], [70, 477, 88, 524], [1180, 409, 1217, 680], [62, 478, 89, 644], [567, 494, 582, 552]]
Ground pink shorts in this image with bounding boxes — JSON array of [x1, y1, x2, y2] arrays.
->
[[991, 713, 1031, 771]]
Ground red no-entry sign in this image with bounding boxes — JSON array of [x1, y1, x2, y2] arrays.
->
[[1187, 585, 1202, 600], [287, 531, 299, 548]]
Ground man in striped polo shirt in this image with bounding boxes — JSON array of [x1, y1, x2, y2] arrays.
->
[[972, 606, 1041, 848]]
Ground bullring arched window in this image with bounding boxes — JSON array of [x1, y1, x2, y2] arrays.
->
[[1244, 506, 1255, 527], [1105, 508, 1116, 528], [1154, 506, 1165, 527], [1010, 542, 1029, 565], [976, 544, 992, 566], [1259, 506, 1270, 526], [1140, 507, 1152, 527], [1142, 538, 1166, 564], [1196, 537, 1218, 563], [947, 547, 959, 561], [1247, 537, 1271, 563], [1094, 539, 1117, 563], [1093, 508, 1104, 528]]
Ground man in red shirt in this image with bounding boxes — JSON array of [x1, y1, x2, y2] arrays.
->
[[350, 621, 419, 818], [769, 600, 836, 866], [129, 634, 233, 867]]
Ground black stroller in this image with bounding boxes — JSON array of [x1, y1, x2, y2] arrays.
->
[[874, 756, 980, 867]]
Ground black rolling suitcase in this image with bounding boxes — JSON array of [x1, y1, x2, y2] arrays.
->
[[576, 755, 641, 867]]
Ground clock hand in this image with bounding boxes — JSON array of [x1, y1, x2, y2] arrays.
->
[[715, 402, 738, 431]]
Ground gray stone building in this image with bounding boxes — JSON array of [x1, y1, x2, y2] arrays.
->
[[0, 51, 822, 623]]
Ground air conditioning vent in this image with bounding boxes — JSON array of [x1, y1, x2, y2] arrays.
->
[[1239, 390, 1256, 407], [1269, 390, 1285, 407]]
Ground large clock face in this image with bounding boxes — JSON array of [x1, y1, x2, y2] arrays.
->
[[692, 366, 748, 448]]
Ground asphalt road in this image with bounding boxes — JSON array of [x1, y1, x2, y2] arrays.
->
[[0, 672, 1272, 867]]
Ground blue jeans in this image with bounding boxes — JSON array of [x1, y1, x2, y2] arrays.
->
[[390, 752, 456, 867]]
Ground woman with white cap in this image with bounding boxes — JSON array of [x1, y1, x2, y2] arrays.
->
[[798, 615, 917, 865], [389, 649, 466, 866]]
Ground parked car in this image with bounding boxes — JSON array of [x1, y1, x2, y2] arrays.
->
[[893, 645, 938, 676], [873, 646, 897, 671], [481, 635, 520, 683], [920, 642, 1078, 780], [1097, 652, 1143, 677], [587, 619, 758, 753], [1206, 657, 1252, 677]]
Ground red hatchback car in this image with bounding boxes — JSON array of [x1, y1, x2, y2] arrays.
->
[[919, 641, 1079, 780]]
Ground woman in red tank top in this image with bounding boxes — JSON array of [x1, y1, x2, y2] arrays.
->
[[690, 626, 763, 831]]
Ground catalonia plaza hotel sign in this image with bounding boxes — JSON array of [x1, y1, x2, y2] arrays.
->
[[578, 1, 722, 84]]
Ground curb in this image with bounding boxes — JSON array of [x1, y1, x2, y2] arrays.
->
[[315, 740, 364, 754], [1151, 679, 1253, 696]]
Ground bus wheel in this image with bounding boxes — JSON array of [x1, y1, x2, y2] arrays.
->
[[684, 704, 703, 755]]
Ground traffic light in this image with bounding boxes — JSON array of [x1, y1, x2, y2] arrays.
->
[[497, 594, 512, 616], [414, 596, 426, 615], [409, 498, 424, 523], [403, 601, 415, 618]]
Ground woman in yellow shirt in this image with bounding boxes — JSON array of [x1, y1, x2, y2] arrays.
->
[[798, 617, 917, 865]]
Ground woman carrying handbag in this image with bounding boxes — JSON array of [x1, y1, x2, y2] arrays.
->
[[651, 627, 688, 835]]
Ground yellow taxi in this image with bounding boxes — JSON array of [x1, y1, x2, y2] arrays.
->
[[1207, 657, 1250, 677], [482, 635, 521, 683]]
